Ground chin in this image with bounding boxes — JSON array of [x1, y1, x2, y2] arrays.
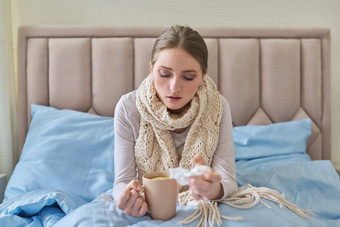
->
[[167, 106, 181, 112], [167, 104, 187, 114]]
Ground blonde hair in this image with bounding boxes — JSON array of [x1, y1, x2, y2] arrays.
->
[[151, 25, 208, 75]]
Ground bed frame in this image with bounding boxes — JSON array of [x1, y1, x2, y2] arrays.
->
[[17, 26, 331, 161]]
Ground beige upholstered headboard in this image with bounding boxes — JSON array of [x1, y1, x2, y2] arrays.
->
[[17, 26, 331, 161]]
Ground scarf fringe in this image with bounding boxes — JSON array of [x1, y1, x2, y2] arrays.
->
[[179, 185, 313, 226], [99, 193, 115, 202], [178, 201, 243, 227]]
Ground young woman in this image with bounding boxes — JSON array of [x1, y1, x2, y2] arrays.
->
[[112, 25, 237, 218]]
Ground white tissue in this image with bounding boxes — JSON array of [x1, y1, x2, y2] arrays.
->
[[169, 165, 212, 186]]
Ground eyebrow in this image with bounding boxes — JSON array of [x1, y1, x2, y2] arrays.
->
[[182, 70, 197, 73], [159, 66, 198, 73]]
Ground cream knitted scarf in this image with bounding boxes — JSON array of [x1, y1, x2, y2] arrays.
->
[[131, 74, 312, 226], [135, 74, 222, 206]]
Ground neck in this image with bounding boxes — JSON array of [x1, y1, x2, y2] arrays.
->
[[172, 127, 188, 134], [168, 101, 192, 115]]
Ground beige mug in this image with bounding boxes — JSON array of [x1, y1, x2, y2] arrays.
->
[[143, 171, 178, 220]]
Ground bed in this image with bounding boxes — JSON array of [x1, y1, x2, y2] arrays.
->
[[0, 26, 339, 226]]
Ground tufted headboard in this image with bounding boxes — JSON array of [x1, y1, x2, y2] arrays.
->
[[17, 26, 331, 160]]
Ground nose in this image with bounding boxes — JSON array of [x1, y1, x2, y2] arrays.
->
[[169, 76, 181, 93]]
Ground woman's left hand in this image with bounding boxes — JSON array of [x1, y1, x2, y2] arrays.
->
[[189, 154, 224, 201]]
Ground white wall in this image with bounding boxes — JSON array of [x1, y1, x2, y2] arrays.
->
[[10, 0, 340, 169]]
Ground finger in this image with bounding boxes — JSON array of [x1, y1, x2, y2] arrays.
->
[[127, 179, 144, 192], [190, 178, 209, 199], [118, 179, 142, 209], [190, 175, 210, 187], [117, 186, 133, 209], [192, 154, 206, 166], [191, 188, 208, 201], [123, 190, 139, 215], [202, 171, 221, 183], [138, 201, 148, 217], [132, 196, 144, 216], [193, 181, 210, 195], [190, 187, 202, 200]]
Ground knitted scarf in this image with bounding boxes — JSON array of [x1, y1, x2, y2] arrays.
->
[[135, 74, 222, 206]]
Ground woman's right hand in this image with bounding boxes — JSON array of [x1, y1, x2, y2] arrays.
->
[[117, 179, 148, 218]]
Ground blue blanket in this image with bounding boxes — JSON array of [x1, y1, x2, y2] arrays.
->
[[1, 156, 339, 227]]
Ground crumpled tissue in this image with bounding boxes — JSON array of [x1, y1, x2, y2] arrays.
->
[[169, 165, 212, 186]]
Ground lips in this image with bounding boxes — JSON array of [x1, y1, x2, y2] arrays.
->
[[167, 96, 182, 101]]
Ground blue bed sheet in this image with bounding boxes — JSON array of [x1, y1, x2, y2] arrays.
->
[[0, 145, 340, 227], [0, 190, 87, 226], [1, 156, 340, 226]]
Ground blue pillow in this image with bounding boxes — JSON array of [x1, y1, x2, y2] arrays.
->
[[4, 104, 115, 202], [233, 118, 312, 161]]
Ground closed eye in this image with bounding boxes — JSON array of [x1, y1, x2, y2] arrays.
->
[[160, 73, 171, 78], [159, 69, 172, 78], [183, 74, 196, 81]]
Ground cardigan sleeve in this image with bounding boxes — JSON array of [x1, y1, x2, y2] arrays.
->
[[211, 95, 238, 200], [112, 91, 139, 201]]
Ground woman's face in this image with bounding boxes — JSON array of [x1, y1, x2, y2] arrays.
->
[[151, 48, 205, 114]]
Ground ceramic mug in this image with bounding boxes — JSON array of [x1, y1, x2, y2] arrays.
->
[[143, 171, 178, 220]]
